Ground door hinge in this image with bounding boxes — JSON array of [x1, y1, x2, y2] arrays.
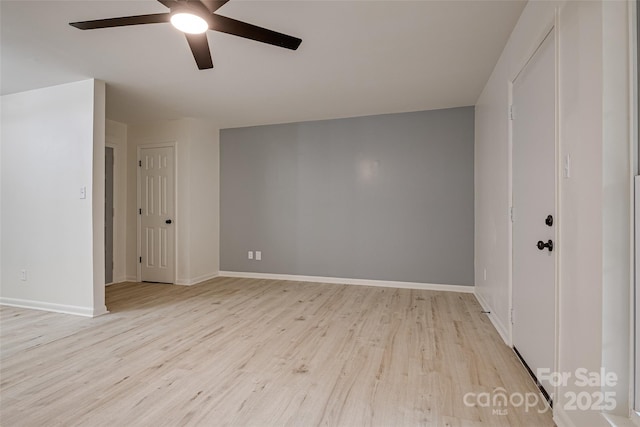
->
[[138, 160, 142, 167], [139, 208, 142, 215], [139, 257, 142, 263], [510, 308, 515, 324], [510, 207, 515, 223], [509, 105, 514, 120]]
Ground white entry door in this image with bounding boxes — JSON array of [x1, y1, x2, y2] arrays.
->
[[139, 146, 175, 283], [512, 30, 556, 396]]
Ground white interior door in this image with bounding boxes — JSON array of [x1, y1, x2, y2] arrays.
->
[[512, 30, 556, 396], [139, 146, 175, 283]]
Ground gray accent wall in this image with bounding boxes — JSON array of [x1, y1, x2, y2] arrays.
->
[[220, 107, 474, 286]]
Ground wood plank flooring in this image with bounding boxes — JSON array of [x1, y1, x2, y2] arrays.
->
[[0, 278, 554, 426]]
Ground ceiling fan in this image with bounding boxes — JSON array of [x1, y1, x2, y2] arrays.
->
[[69, 0, 302, 70]]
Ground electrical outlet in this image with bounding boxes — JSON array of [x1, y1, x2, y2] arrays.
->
[[20, 270, 27, 281], [248, 251, 253, 260], [80, 186, 87, 199], [255, 251, 262, 261], [483, 268, 487, 281]]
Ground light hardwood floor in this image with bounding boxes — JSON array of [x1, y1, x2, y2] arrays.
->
[[1, 278, 554, 426]]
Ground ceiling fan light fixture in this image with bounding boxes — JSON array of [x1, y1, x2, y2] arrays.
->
[[170, 12, 208, 34], [70, 0, 302, 71]]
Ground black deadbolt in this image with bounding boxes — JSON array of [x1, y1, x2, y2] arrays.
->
[[545, 215, 553, 227], [165, 219, 172, 224], [537, 240, 553, 252]]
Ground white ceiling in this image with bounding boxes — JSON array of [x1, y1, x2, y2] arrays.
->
[[1, 0, 525, 128]]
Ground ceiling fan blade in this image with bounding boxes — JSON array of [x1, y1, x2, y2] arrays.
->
[[157, 0, 228, 13], [156, 0, 176, 9], [70, 13, 170, 30], [208, 14, 302, 50], [199, 0, 230, 13], [185, 33, 214, 69]]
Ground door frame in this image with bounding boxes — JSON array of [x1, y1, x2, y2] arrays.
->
[[137, 142, 178, 283], [507, 19, 560, 404]]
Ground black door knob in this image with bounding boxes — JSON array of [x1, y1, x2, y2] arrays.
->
[[537, 240, 553, 252], [165, 219, 172, 224], [545, 215, 553, 227]]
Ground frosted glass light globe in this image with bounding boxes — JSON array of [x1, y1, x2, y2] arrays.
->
[[170, 13, 208, 34]]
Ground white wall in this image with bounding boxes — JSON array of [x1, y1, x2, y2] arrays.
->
[[127, 118, 219, 285], [0, 79, 107, 317], [92, 80, 107, 313], [600, 0, 633, 418], [187, 119, 220, 283], [105, 119, 128, 284], [556, 3, 606, 424], [475, 1, 633, 425]]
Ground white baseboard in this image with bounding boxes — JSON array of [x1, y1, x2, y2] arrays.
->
[[111, 275, 127, 284], [93, 305, 109, 317], [553, 410, 638, 427], [473, 290, 511, 346], [175, 272, 219, 286], [602, 413, 638, 427], [118, 273, 219, 286], [218, 271, 474, 293], [0, 297, 108, 317], [553, 406, 576, 427], [106, 276, 134, 286]]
